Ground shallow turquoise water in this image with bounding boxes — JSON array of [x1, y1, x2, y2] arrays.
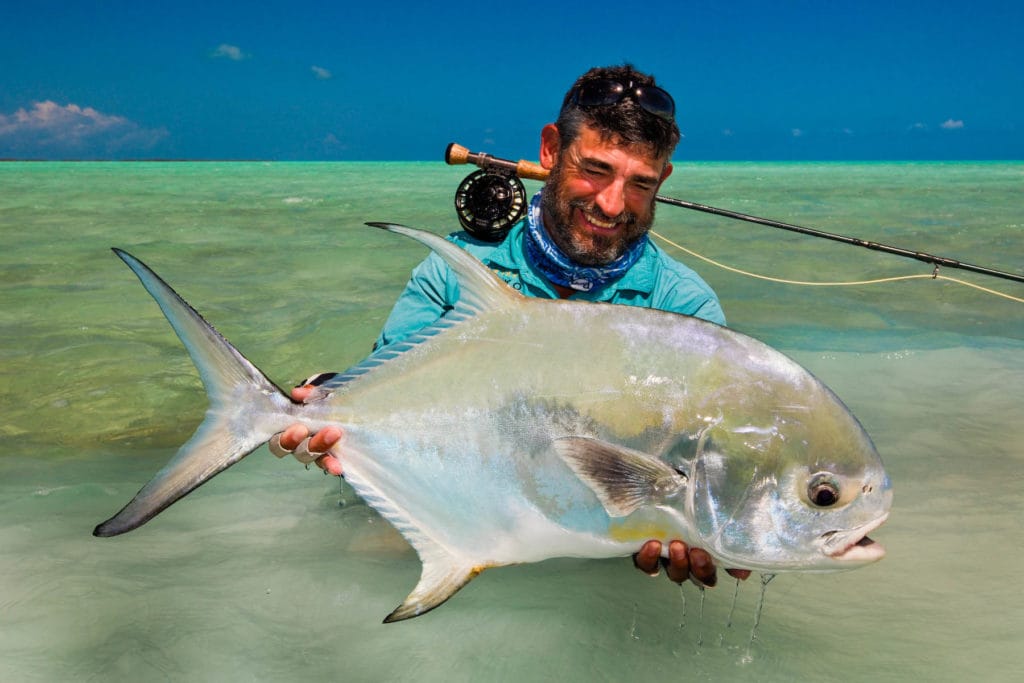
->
[[1, 162, 1022, 681]]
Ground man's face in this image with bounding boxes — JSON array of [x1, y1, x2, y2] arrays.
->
[[540, 123, 672, 266]]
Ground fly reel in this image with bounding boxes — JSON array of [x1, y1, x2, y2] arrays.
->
[[453, 169, 527, 243]]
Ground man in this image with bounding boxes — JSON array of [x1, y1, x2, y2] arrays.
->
[[274, 64, 748, 586]]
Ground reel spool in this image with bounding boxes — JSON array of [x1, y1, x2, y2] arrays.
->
[[453, 169, 527, 243]]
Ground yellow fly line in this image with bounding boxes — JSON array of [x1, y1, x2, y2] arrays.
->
[[650, 230, 1024, 305]]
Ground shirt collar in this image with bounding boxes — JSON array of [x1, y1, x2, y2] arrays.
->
[[482, 221, 658, 300]]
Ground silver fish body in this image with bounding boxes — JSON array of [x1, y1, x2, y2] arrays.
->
[[96, 224, 892, 622]]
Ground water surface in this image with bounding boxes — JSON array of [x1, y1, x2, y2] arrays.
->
[[1, 161, 1021, 681]]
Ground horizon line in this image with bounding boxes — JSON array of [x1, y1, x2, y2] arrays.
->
[[3, 157, 1023, 164]]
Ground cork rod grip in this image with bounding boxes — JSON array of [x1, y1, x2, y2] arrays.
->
[[445, 143, 551, 181], [515, 160, 550, 181]]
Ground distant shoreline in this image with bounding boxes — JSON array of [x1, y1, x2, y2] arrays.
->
[[2, 158, 1022, 163], [0, 158, 438, 163]]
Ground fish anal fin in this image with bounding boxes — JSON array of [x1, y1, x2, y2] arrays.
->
[[342, 464, 488, 623], [384, 558, 484, 623], [553, 437, 686, 518]]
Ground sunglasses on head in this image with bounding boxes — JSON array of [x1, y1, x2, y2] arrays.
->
[[564, 78, 676, 121]]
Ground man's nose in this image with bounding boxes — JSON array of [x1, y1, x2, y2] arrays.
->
[[594, 179, 626, 218]]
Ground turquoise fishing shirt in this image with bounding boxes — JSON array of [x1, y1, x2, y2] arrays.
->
[[373, 221, 725, 351]]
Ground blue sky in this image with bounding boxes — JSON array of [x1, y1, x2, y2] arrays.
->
[[2, 1, 1021, 160]]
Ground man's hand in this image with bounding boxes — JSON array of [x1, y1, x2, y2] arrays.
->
[[633, 540, 751, 586], [266, 377, 344, 475], [269, 422, 345, 475]]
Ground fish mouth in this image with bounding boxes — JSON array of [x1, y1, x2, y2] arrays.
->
[[821, 513, 889, 563]]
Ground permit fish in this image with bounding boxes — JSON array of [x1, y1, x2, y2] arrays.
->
[[95, 223, 892, 622]]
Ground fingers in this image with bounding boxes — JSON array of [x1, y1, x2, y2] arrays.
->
[[686, 546, 716, 587], [268, 424, 308, 457], [291, 385, 315, 402], [307, 426, 342, 453], [663, 540, 691, 583], [316, 454, 344, 476], [279, 424, 311, 451], [291, 372, 339, 404], [632, 540, 663, 576], [634, 539, 722, 587], [292, 437, 322, 464], [268, 424, 344, 475]]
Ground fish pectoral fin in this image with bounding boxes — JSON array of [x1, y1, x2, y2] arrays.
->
[[384, 548, 484, 623], [553, 437, 687, 518]]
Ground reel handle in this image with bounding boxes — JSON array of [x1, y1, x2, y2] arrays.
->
[[445, 143, 550, 182]]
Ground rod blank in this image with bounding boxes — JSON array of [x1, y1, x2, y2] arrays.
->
[[445, 142, 1024, 285]]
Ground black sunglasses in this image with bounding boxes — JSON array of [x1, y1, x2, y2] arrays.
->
[[564, 78, 676, 121]]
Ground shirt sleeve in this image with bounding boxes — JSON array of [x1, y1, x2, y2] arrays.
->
[[686, 295, 727, 327], [653, 269, 727, 326], [373, 252, 458, 351]]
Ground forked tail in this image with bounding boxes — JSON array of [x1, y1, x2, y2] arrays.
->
[[94, 249, 296, 537]]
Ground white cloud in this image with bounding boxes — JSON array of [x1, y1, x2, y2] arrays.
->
[[0, 101, 168, 157], [941, 118, 965, 130], [791, 128, 804, 137], [909, 122, 928, 131], [211, 44, 248, 61], [311, 65, 332, 80], [722, 128, 734, 137]]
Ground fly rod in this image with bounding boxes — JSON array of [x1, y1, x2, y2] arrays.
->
[[445, 143, 1024, 285]]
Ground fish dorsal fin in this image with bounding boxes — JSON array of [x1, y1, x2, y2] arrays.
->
[[553, 437, 687, 518], [306, 223, 520, 396], [367, 222, 520, 317]]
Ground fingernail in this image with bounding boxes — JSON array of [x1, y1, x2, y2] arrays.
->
[[632, 554, 658, 577]]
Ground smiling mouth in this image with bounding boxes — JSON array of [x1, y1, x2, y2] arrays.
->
[[822, 513, 889, 563], [578, 208, 619, 233]]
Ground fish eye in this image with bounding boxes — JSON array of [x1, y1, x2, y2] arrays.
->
[[808, 472, 841, 508]]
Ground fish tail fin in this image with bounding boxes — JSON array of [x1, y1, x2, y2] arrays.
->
[[94, 249, 294, 538]]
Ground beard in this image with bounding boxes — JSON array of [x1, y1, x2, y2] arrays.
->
[[540, 165, 656, 266]]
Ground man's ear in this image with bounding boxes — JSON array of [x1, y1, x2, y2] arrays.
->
[[654, 161, 674, 194], [539, 124, 560, 170]]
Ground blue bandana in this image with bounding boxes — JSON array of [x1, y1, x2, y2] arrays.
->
[[523, 191, 648, 292]]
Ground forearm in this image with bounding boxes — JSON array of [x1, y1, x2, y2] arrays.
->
[[373, 253, 458, 352]]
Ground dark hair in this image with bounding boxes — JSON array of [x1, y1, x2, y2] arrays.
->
[[556, 64, 681, 160]]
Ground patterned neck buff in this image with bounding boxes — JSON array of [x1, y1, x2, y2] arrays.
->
[[523, 191, 647, 292]]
